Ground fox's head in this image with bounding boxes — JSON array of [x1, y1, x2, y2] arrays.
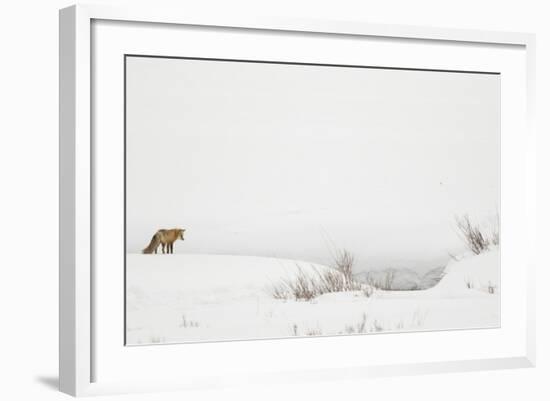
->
[[178, 229, 186, 240]]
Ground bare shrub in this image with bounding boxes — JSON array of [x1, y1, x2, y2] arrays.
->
[[270, 251, 372, 301], [464, 279, 498, 294], [305, 328, 323, 336], [345, 317, 383, 333], [271, 265, 368, 301], [289, 324, 323, 337], [316, 263, 365, 294], [271, 284, 291, 300], [455, 214, 489, 254], [289, 267, 319, 300], [179, 314, 199, 328], [341, 309, 427, 335], [270, 266, 319, 301], [464, 278, 475, 289], [370, 320, 384, 332], [333, 249, 354, 284], [344, 313, 368, 334], [365, 270, 395, 290], [316, 267, 347, 293], [455, 214, 499, 255]]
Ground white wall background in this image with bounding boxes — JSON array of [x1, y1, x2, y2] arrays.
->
[[0, 0, 547, 400]]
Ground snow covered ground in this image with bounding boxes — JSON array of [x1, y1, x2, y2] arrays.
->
[[126, 250, 499, 345]]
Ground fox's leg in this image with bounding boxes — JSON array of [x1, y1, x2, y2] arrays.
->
[[161, 243, 165, 254], [170, 243, 174, 254]]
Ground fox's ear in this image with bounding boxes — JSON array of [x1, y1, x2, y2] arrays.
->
[[182, 229, 186, 232]]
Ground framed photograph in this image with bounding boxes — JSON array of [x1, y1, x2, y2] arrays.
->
[[59, 4, 536, 396]]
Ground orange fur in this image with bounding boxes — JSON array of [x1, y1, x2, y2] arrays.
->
[[142, 228, 185, 254]]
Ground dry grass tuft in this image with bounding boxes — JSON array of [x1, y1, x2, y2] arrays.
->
[[455, 214, 499, 255], [271, 250, 372, 301]]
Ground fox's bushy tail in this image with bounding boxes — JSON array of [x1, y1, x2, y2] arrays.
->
[[142, 233, 160, 254]]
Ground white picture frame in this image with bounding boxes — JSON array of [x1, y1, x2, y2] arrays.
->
[[59, 4, 536, 397]]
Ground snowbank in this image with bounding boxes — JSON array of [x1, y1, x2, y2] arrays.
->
[[126, 251, 499, 345], [429, 250, 499, 296]]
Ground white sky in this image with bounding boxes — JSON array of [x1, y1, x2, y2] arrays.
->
[[125, 56, 500, 271]]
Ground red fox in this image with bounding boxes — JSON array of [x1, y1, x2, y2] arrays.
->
[[142, 228, 185, 254]]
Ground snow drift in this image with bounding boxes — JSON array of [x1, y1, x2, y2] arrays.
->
[[126, 250, 499, 345]]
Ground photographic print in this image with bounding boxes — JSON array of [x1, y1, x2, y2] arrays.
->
[[125, 55, 500, 345]]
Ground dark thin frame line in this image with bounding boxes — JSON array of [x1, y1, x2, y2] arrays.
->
[[125, 53, 501, 75], [122, 53, 500, 346], [123, 55, 127, 346]]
